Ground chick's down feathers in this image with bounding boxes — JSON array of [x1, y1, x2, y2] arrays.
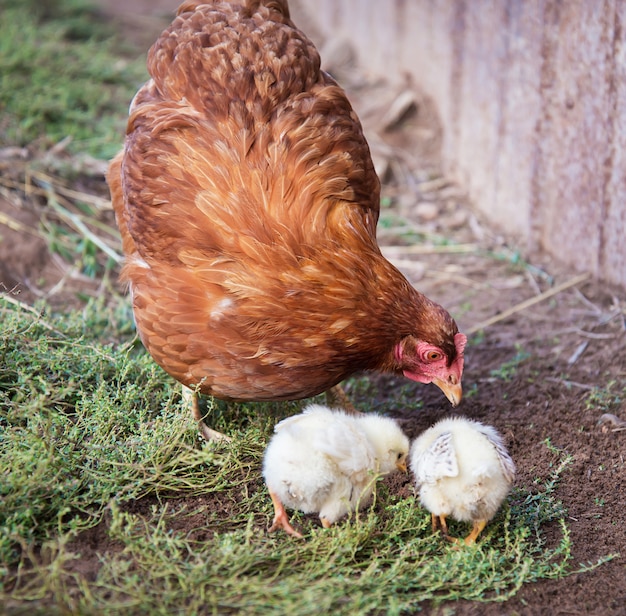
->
[[410, 416, 516, 544], [107, 0, 466, 409], [263, 404, 409, 536]]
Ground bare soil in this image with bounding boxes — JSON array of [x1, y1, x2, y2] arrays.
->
[[2, 1, 625, 614]]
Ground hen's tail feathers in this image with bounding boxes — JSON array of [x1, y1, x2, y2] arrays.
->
[[177, 0, 290, 18]]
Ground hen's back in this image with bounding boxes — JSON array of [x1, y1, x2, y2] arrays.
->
[[112, 0, 380, 266], [149, 0, 316, 113]]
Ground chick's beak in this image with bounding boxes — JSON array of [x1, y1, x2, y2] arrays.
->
[[433, 376, 463, 407], [396, 459, 407, 473]]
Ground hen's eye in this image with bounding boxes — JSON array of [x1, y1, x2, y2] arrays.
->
[[425, 351, 442, 361]]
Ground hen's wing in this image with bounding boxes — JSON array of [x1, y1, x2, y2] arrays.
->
[[116, 0, 379, 267], [414, 432, 459, 485]]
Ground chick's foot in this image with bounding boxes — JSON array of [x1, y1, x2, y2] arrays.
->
[[268, 490, 303, 539]]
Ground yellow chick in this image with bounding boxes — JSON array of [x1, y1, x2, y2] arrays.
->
[[263, 404, 409, 538], [410, 416, 516, 545]]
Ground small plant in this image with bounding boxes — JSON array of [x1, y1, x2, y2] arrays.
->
[[464, 382, 479, 398], [585, 380, 626, 413], [487, 247, 553, 283], [489, 345, 531, 382]]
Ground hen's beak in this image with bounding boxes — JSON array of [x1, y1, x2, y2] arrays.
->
[[433, 377, 463, 407]]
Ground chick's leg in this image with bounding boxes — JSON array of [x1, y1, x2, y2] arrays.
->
[[268, 490, 303, 538], [182, 386, 231, 442], [431, 513, 439, 533], [438, 514, 450, 538], [463, 519, 487, 545], [431, 514, 449, 534], [432, 514, 457, 542]]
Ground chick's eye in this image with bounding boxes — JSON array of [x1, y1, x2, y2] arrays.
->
[[397, 452, 403, 460], [425, 351, 442, 361]]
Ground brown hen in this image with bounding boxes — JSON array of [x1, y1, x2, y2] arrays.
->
[[107, 0, 467, 439]]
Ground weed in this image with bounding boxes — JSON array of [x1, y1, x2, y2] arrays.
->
[[585, 380, 626, 413], [464, 382, 479, 398], [489, 345, 531, 382], [487, 247, 553, 283]]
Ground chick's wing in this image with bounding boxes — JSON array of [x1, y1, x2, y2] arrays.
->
[[415, 431, 459, 485]]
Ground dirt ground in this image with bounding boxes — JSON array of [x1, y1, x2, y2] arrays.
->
[[2, 1, 626, 614]]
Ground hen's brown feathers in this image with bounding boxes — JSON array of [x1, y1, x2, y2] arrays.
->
[[109, 0, 463, 401]]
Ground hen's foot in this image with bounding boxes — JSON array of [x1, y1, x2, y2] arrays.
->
[[183, 386, 232, 442], [197, 421, 232, 442]]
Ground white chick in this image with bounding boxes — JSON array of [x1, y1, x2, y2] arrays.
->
[[263, 404, 409, 538], [410, 416, 516, 545]]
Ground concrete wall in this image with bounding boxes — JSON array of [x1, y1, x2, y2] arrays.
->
[[296, 0, 626, 287]]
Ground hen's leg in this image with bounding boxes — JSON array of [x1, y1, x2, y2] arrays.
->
[[182, 386, 231, 442], [268, 490, 303, 538], [325, 384, 361, 415], [463, 519, 487, 545]]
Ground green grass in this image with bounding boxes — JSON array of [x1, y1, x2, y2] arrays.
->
[[0, 0, 147, 159], [489, 345, 531, 382], [0, 299, 615, 614]]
